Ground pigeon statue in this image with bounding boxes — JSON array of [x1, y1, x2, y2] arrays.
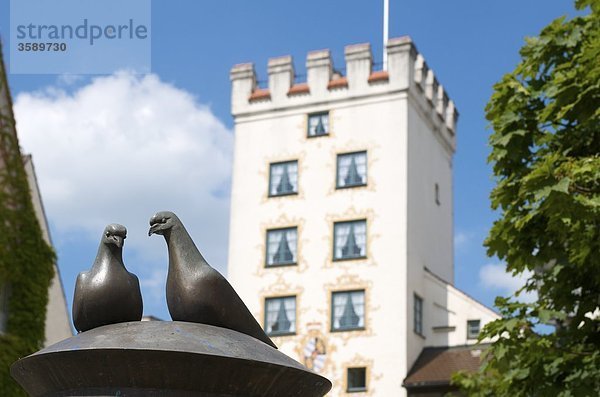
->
[[148, 211, 277, 349], [72, 224, 143, 333]]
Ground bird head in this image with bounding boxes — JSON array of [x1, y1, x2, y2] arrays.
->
[[102, 224, 127, 248], [148, 211, 178, 236]]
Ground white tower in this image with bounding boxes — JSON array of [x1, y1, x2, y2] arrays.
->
[[227, 37, 496, 396]]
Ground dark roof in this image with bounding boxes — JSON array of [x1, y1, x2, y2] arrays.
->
[[404, 344, 489, 388], [141, 315, 163, 321]]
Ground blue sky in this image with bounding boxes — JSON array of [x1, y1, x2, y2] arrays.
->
[[0, 1, 580, 321]]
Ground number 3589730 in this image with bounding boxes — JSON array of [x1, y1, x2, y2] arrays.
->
[[17, 42, 67, 51]]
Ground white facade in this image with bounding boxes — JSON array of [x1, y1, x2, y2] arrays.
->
[[227, 37, 497, 396]]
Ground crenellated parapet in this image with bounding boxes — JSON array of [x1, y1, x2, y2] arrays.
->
[[230, 36, 459, 136]]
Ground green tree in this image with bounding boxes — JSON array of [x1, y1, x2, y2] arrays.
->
[[453, 1, 600, 395]]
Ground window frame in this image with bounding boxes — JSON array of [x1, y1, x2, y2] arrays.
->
[[414, 294, 424, 336], [467, 319, 481, 340], [333, 219, 367, 261], [330, 289, 366, 333], [265, 226, 298, 268], [264, 295, 297, 337], [307, 111, 330, 138], [268, 160, 299, 198], [346, 367, 367, 393], [336, 150, 368, 189]]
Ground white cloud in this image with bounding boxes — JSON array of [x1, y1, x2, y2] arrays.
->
[[479, 263, 536, 303], [454, 231, 470, 249], [14, 72, 233, 298], [139, 267, 168, 305], [56, 74, 86, 86]]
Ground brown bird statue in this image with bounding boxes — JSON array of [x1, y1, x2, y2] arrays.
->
[[149, 211, 277, 349], [73, 224, 143, 332]]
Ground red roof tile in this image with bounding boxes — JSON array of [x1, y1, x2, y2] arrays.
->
[[328, 77, 348, 90], [368, 70, 389, 83], [288, 83, 310, 96], [249, 88, 271, 102]]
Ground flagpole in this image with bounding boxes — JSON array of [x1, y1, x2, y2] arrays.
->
[[383, 0, 389, 70]]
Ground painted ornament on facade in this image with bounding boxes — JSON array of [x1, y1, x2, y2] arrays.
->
[[303, 335, 327, 372]]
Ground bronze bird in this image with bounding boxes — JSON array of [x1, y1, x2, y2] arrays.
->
[[73, 224, 143, 332], [149, 211, 277, 349]]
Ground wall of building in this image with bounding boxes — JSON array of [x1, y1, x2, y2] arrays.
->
[[23, 156, 73, 345], [405, 72, 457, 368], [1, 44, 71, 346], [423, 269, 498, 347], [228, 37, 491, 396], [228, 94, 412, 395], [0, 42, 73, 395]]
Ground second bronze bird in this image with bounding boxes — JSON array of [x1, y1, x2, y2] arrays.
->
[[148, 211, 277, 349]]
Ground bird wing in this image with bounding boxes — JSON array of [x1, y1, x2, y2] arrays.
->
[[127, 272, 144, 318], [211, 271, 277, 349], [72, 272, 87, 332]]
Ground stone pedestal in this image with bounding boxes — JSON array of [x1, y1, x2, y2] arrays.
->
[[11, 321, 331, 397]]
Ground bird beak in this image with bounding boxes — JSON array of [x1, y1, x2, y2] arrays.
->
[[113, 236, 124, 248], [148, 223, 160, 236]]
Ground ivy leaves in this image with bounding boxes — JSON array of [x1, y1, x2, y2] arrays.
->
[[0, 44, 55, 396]]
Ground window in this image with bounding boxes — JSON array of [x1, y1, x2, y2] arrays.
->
[[347, 367, 367, 393], [269, 161, 298, 197], [266, 227, 297, 267], [467, 320, 481, 339], [414, 294, 423, 336], [265, 296, 296, 336], [332, 290, 365, 331], [334, 220, 367, 260], [337, 151, 367, 188], [0, 283, 9, 334], [307, 112, 329, 137]]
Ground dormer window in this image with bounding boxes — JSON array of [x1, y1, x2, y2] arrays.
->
[[307, 112, 329, 137], [269, 161, 298, 197], [337, 151, 367, 188]]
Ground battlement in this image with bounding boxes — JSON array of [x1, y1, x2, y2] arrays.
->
[[230, 36, 458, 134]]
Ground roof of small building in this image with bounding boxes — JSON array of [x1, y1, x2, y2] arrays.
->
[[404, 344, 490, 389], [141, 315, 163, 321]]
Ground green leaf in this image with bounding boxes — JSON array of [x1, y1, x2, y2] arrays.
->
[[553, 177, 571, 193], [455, 2, 600, 395]]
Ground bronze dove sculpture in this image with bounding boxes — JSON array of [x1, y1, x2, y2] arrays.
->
[[73, 224, 143, 332], [149, 211, 277, 349]]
